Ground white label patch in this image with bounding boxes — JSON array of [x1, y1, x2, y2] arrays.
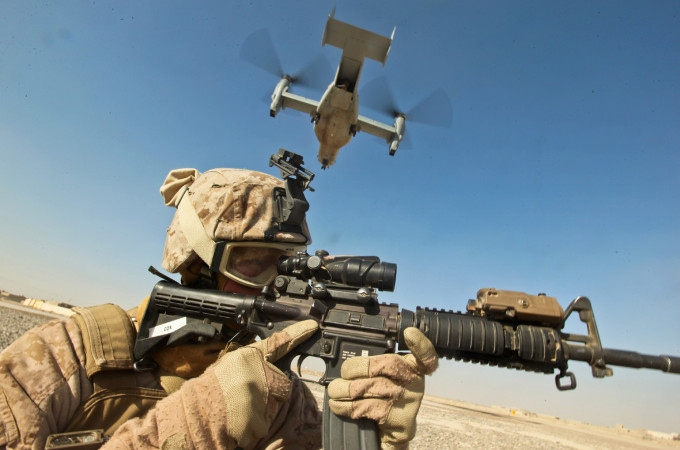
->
[[361, 350, 370, 357], [149, 317, 187, 338]]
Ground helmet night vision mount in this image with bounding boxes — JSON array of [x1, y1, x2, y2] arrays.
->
[[266, 149, 315, 243]]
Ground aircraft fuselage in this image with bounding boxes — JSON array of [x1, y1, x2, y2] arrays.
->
[[314, 82, 360, 168]]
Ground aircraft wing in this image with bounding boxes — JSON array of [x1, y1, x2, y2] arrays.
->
[[357, 114, 396, 142], [281, 91, 320, 116]]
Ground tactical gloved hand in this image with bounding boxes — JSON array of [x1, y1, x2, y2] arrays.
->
[[105, 320, 321, 449], [327, 327, 439, 450], [211, 319, 319, 446]]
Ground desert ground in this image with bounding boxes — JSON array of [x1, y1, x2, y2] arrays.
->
[[301, 377, 679, 449]]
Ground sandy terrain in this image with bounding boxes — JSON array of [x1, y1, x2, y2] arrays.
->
[[303, 379, 680, 449]]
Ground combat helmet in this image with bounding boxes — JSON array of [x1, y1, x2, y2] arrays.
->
[[159, 167, 311, 288]]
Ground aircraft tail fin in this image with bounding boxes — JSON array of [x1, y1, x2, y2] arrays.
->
[[321, 13, 393, 66]]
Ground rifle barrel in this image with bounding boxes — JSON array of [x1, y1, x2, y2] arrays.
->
[[566, 344, 680, 374]]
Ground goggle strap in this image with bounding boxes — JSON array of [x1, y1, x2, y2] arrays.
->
[[210, 241, 229, 273], [176, 186, 218, 267]]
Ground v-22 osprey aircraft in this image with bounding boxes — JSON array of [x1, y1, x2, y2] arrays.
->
[[268, 10, 403, 169]]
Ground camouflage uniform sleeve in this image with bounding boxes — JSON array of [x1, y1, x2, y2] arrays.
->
[[103, 361, 322, 449], [0, 318, 92, 449]]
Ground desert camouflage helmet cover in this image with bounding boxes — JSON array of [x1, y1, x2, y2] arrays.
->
[[160, 168, 311, 273]]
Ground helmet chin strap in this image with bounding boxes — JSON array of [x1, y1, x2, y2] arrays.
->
[[175, 186, 218, 268]]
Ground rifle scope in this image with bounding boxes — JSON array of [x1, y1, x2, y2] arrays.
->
[[278, 254, 397, 292]]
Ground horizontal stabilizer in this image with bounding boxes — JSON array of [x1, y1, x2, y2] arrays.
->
[[322, 14, 394, 66]]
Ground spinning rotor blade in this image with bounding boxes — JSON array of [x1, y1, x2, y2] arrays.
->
[[241, 28, 331, 92], [240, 28, 284, 78], [360, 76, 400, 117], [361, 76, 453, 128], [407, 88, 452, 127], [291, 53, 333, 92]]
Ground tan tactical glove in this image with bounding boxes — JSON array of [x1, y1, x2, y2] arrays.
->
[[211, 319, 319, 447], [104, 319, 321, 449], [327, 327, 439, 450]]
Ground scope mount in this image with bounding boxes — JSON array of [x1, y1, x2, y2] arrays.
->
[[273, 274, 379, 307]]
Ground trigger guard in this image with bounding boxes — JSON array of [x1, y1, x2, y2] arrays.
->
[[296, 354, 308, 377]]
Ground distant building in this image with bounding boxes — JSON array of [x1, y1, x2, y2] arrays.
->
[[0, 291, 27, 303], [21, 298, 75, 317]]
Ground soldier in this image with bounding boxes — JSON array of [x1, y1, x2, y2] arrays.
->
[[0, 167, 438, 449]]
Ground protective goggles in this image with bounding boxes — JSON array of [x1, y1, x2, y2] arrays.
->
[[212, 241, 306, 288]]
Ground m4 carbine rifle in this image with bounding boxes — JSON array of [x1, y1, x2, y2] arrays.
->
[[135, 252, 680, 450]]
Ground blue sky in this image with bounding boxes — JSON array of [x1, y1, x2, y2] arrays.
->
[[1, 0, 679, 433]]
